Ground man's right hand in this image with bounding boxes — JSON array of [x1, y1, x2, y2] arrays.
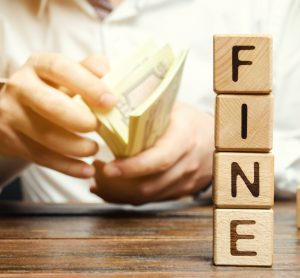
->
[[0, 53, 115, 178]]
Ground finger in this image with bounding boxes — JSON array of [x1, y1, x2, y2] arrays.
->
[[92, 156, 185, 205], [92, 160, 120, 203], [47, 55, 110, 97], [18, 132, 95, 178], [92, 160, 139, 204], [81, 54, 110, 77], [12, 105, 98, 157], [30, 53, 117, 109], [145, 175, 198, 203], [103, 118, 191, 178], [11, 69, 98, 132], [155, 177, 193, 202], [139, 148, 212, 203], [125, 152, 198, 203], [154, 170, 211, 202]]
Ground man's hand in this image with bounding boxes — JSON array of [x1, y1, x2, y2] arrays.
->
[[91, 102, 214, 205], [0, 53, 115, 178]]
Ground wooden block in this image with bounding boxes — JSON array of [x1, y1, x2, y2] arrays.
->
[[297, 186, 300, 228], [215, 94, 273, 152], [213, 208, 273, 266], [214, 35, 272, 93], [213, 152, 274, 208]]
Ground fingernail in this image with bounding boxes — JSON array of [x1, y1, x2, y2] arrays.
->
[[82, 166, 95, 177], [90, 185, 96, 193], [92, 64, 108, 77], [104, 164, 122, 177], [98, 64, 109, 75], [100, 93, 117, 108]]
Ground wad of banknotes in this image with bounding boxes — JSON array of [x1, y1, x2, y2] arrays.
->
[[77, 42, 188, 158]]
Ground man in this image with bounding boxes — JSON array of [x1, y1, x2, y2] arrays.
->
[[0, 0, 299, 204]]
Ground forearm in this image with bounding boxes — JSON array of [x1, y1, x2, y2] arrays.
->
[[0, 156, 29, 189]]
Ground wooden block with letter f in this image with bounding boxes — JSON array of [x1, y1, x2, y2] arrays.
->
[[214, 35, 272, 93], [212, 34, 274, 266]]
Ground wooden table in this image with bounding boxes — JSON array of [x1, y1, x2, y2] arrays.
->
[[0, 198, 299, 277]]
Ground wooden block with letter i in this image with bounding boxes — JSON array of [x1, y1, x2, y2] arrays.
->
[[213, 208, 273, 266], [215, 94, 273, 152], [214, 35, 272, 93], [214, 152, 274, 208]]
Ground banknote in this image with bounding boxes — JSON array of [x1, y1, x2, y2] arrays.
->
[[101, 44, 175, 144], [127, 50, 188, 156], [90, 42, 188, 157]]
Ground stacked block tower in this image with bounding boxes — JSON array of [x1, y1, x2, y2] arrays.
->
[[213, 35, 274, 266]]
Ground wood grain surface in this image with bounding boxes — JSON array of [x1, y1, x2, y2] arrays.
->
[[0, 199, 298, 277]]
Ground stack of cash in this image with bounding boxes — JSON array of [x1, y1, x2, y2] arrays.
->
[[79, 42, 188, 158]]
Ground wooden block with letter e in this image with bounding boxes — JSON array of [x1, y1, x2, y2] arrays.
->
[[213, 208, 273, 266], [213, 152, 274, 208], [214, 35, 272, 93], [215, 94, 273, 152]]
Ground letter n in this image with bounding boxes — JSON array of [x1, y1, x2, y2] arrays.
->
[[231, 162, 260, 197]]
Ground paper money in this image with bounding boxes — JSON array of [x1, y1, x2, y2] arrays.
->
[[127, 50, 188, 156], [100, 44, 174, 143], [92, 42, 188, 158]]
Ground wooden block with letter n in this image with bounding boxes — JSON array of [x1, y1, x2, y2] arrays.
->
[[215, 94, 273, 152], [214, 152, 274, 208], [213, 208, 273, 266], [214, 35, 272, 93]]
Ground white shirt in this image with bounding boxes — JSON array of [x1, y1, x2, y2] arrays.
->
[[0, 0, 299, 202]]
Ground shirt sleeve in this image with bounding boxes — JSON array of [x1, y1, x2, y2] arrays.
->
[[192, 0, 300, 198], [270, 0, 300, 196], [0, 12, 29, 189]]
